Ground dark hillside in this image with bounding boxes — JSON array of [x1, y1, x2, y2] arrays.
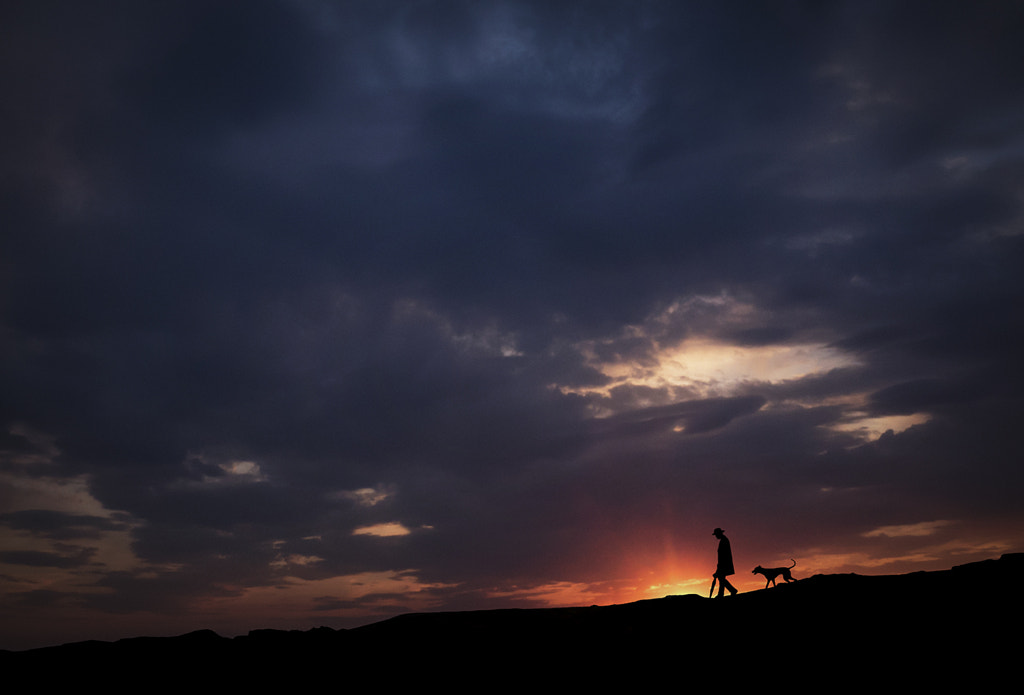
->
[[4, 554, 1019, 687]]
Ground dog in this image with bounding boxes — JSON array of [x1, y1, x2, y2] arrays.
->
[[752, 559, 797, 588]]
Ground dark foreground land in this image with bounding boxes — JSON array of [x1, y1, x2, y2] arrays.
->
[[4, 554, 1020, 686]]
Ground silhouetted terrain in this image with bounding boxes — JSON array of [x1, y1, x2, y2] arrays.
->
[[4, 554, 1019, 687]]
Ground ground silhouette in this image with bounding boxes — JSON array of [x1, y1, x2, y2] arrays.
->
[[3, 554, 1019, 687]]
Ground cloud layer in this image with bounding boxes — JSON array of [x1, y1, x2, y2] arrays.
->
[[2, 0, 1023, 649]]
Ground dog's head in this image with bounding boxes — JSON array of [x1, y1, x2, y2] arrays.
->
[[752, 566, 764, 574]]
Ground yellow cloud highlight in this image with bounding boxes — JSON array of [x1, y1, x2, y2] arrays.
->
[[551, 294, 939, 447], [555, 294, 867, 421], [179, 453, 269, 487], [225, 459, 263, 477], [863, 520, 954, 538], [336, 486, 394, 507], [269, 553, 325, 571], [830, 411, 931, 441], [566, 337, 858, 404], [352, 522, 412, 537], [649, 339, 857, 393]]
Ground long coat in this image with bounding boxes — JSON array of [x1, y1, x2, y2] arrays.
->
[[716, 536, 735, 576]]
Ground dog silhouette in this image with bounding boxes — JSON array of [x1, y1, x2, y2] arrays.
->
[[752, 559, 797, 587]]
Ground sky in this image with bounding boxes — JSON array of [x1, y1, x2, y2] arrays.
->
[[2, 0, 1024, 651]]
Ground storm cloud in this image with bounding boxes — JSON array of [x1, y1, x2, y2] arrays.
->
[[2, 0, 1023, 650]]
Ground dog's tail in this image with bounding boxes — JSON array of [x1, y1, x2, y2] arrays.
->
[[788, 558, 796, 568]]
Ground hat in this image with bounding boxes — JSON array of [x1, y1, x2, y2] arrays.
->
[[713, 528, 724, 535]]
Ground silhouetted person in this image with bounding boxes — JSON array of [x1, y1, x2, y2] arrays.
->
[[712, 527, 738, 597]]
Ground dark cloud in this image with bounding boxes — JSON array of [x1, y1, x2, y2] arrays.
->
[[125, 1, 325, 133], [0, 510, 130, 540], [594, 396, 767, 438], [0, 547, 97, 569], [2, 0, 1023, 650], [867, 377, 985, 416]]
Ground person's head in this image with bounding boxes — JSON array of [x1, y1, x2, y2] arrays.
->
[[713, 527, 725, 539]]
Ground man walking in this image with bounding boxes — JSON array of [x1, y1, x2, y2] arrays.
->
[[712, 527, 738, 597]]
